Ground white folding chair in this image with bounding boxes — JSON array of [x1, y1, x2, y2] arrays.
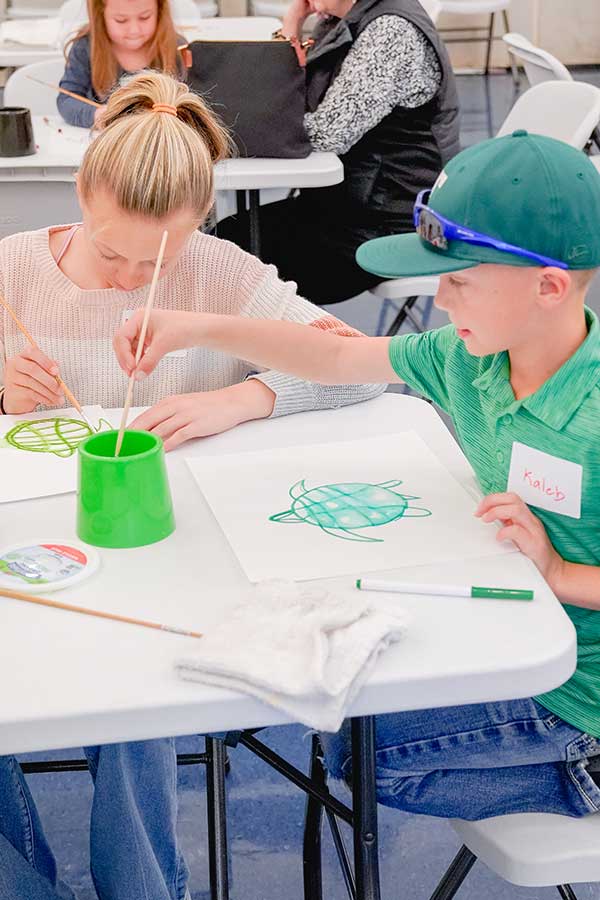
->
[[496, 80, 600, 150], [437, 0, 516, 79], [4, 58, 65, 116], [502, 34, 600, 153], [429, 812, 600, 899], [502, 32, 572, 86]]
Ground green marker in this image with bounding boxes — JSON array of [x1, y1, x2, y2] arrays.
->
[[355, 578, 534, 601]]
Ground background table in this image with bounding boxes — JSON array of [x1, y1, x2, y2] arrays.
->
[[0, 116, 342, 243], [0, 16, 283, 67]]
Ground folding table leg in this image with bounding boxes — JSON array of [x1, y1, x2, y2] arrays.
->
[[351, 717, 381, 900], [557, 886, 579, 900], [303, 734, 325, 900], [248, 189, 262, 259], [484, 13, 495, 76], [205, 736, 230, 900], [428, 846, 477, 900]]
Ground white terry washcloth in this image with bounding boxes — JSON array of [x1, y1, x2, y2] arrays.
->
[[176, 580, 407, 732]]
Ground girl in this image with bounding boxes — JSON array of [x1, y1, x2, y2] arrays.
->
[[58, 0, 184, 128], [0, 71, 381, 899]]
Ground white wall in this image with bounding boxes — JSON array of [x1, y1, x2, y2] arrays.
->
[[437, 0, 600, 68]]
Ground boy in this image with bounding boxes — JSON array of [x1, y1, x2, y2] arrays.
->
[[115, 132, 600, 818]]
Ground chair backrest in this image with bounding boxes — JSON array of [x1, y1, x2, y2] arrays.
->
[[4, 58, 66, 116], [496, 80, 600, 150], [502, 33, 573, 86]]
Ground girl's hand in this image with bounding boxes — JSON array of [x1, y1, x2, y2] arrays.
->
[[113, 309, 203, 380], [3, 347, 64, 414], [475, 492, 564, 588], [130, 382, 275, 451]]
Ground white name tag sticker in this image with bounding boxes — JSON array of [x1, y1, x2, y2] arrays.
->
[[507, 441, 582, 519], [122, 310, 187, 359]]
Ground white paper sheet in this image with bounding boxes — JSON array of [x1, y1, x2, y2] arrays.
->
[[186, 432, 516, 582], [0, 406, 109, 503]]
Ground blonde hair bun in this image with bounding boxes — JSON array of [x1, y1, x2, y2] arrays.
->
[[80, 71, 232, 221]]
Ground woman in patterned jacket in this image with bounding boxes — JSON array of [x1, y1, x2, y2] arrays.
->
[[218, 0, 460, 306]]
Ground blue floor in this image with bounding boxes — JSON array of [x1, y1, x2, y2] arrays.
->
[[17, 70, 600, 899]]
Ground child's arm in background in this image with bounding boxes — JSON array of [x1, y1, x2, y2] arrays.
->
[[477, 493, 600, 611], [58, 38, 99, 129], [114, 310, 402, 387]]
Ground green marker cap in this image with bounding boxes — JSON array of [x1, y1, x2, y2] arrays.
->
[[471, 586, 534, 601]]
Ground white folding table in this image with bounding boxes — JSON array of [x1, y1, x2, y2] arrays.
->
[[1, 394, 576, 899], [0, 16, 283, 67]]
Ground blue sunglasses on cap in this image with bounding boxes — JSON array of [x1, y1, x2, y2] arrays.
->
[[413, 189, 568, 270]]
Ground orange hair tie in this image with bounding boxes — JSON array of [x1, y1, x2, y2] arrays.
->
[[151, 103, 178, 117]]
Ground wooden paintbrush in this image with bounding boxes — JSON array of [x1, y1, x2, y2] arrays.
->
[[26, 74, 102, 109], [0, 294, 92, 428], [115, 230, 168, 456], [0, 586, 202, 638]]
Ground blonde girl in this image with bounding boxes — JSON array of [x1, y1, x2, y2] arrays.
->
[[0, 71, 382, 900]]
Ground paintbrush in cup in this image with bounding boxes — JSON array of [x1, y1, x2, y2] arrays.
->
[[114, 230, 168, 456], [0, 293, 93, 428]]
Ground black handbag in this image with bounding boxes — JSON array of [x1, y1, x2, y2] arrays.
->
[[182, 36, 312, 159]]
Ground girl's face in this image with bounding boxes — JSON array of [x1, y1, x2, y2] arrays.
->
[[79, 187, 199, 291], [103, 0, 158, 52]]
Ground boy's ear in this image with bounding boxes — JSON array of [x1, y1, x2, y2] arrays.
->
[[536, 267, 572, 309]]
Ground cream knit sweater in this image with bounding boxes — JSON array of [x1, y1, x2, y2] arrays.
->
[[0, 227, 384, 414]]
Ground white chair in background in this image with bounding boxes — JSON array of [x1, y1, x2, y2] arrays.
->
[[436, 0, 516, 79], [4, 57, 65, 115], [502, 31, 572, 85], [502, 32, 600, 158], [428, 811, 600, 899], [496, 80, 600, 150], [375, 80, 600, 336]]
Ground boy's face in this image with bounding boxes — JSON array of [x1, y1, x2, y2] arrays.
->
[[435, 263, 566, 357]]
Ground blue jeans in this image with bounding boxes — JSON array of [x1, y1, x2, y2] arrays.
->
[[322, 698, 600, 820], [0, 739, 189, 900]]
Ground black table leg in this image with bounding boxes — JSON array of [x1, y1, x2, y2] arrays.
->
[[205, 736, 230, 900], [248, 189, 261, 259], [351, 717, 381, 900], [303, 734, 325, 900]]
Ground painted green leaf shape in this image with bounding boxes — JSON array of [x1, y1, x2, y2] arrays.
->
[[3, 417, 110, 458]]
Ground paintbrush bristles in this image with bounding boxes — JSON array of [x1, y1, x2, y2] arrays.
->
[[115, 230, 169, 456]]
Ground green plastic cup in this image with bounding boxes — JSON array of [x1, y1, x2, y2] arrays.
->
[[77, 430, 175, 549]]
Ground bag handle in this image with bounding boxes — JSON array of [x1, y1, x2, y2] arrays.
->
[[178, 34, 314, 70]]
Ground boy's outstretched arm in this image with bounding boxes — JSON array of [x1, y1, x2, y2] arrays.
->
[[477, 493, 600, 611], [113, 310, 402, 386]]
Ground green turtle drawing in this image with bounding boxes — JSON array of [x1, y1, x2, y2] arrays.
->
[[269, 478, 431, 542], [2, 417, 95, 458]]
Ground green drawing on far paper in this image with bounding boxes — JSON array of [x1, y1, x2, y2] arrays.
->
[[1, 417, 108, 458], [269, 478, 432, 542]]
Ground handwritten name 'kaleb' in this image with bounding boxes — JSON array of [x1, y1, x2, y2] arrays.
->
[[522, 469, 566, 503]]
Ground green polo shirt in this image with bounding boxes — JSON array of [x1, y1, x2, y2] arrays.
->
[[389, 307, 600, 738]]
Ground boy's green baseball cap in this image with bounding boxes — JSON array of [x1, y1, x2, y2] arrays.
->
[[357, 131, 600, 278]]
